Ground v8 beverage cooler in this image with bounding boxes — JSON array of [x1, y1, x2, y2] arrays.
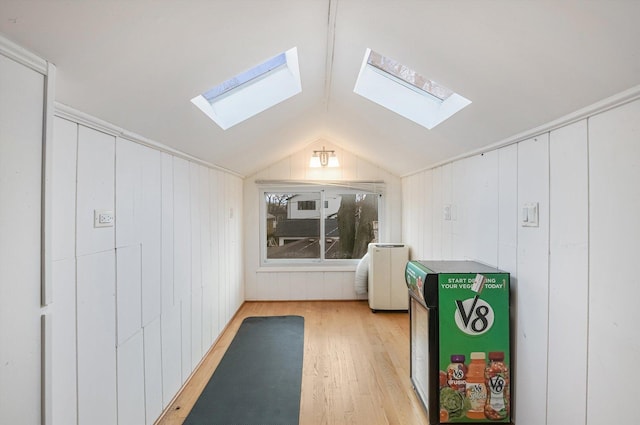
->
[[405, 261, 511, 424]]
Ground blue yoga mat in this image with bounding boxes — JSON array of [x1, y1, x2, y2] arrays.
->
[[184, 315, 304, 425]]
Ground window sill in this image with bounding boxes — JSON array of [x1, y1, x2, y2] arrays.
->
[[257, 264, 357, 273]]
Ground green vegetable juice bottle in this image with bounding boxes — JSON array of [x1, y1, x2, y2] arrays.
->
[[465, 352, 487, 420], [484, 351, 509, 420]]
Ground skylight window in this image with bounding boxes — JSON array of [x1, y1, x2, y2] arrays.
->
[[354, 48, 471, 129], [191, 47, 301, 130]]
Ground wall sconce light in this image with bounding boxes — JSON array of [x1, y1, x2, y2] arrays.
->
[[309, 146, 339, 168]]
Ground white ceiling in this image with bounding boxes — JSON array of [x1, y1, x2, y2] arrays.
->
[[2, 0, 639, 177]]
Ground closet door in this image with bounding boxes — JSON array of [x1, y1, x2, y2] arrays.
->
[[0, 53, 45, 424]]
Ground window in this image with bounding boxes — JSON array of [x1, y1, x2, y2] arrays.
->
[[297, 201, 316, 211], [191, 47, 302, 130], [263, 187, 380, 263], [354, 48, 471, 129]]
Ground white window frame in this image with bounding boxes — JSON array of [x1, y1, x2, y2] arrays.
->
[[259, 184, 384, 267]]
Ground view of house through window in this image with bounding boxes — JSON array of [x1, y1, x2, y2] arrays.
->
[[265, 189, 379, 261]]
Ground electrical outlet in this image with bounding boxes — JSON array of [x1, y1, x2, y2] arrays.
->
[[94, 210, 114, 228]]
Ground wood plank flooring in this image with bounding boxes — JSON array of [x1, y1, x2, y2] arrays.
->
[[156, 300, 429, 425]]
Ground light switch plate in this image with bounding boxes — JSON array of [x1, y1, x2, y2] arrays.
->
[[94, 210, 114, 228], [443, 204, 452, 221], [521, 203, 539, 227]]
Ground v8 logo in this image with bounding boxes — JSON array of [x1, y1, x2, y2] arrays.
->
[[454, 296, 495, 335]]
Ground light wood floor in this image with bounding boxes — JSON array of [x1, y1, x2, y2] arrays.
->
[[156, 300, 429, 425]]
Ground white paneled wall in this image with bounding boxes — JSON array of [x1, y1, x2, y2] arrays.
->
[[243, 141, 402, 300], [76, 250, 117, 425], [547, 121, 588, 425], [49, 115, 244, 425], [402, 98, 640, 425], [76, 126, 115, 256], [588, 100, 640, 424], [50, 117, 78, 425], [515, 134, 550, 425], [0, 52, 45, 425]]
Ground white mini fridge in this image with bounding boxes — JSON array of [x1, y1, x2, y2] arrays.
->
[[367, 243, 409, 311]]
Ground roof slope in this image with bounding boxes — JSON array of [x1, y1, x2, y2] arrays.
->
[[2, 1, 639, 176]]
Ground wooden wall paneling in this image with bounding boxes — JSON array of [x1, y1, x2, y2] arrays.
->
[[161, 152, 175, 310], [289, 150, 305, 180], [335, 271, 352, 300], [51, 258, 77, 425], [51, 117, 77, 262], [547, 120, 589, 425], [497, 144, 518, 275], [172, 157, 191, 303], [199, 165, 213, 348], [385, 176, 402, 244], [515, 134, 550, 425], [451, 159, 467, 260], [272, 272, 293, 300], [160, 303, 182, 407], [116, 331, 145, 425], [400, 175, 413, 257], [180, 297, 193, 382], [496, 143, 518, 420], [422, 171, 434, 260], [234, 176, 244, 308], [115, 138, 141, 249], [140, 145, 162, 326], [305, 272, 325, 300], [172, 157, 192, 382], [76, 126, 115, 256], [191, 282, 204, 367], [431, 167, 443, 260], [258, 272, 277, 300], [219, 171, 229, 323], [340, 149, 357, 180], [467, 152, 499, 266], [143, 317, 163, 425], [323, 271, 345, 300], [587, 99, 640, 424], [412, 173, 423, 257], [355, 156, 380, 181], [230, 175, 240, 308], [267, 156, 289, 179], [0, 62, 44, 422], [208, 169, 221, 337], [441, 163, 453, 259], [189, 163, 203, 366], [250, 272, 267, 300], [76, 250, 117, 425], [116, 244, 142, 345], [288, 272, 306, 301]]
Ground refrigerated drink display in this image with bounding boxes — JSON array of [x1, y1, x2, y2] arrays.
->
[[405, 260, 510, 424]]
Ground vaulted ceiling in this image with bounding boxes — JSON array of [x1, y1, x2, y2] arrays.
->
[[2, 0, 639, 177]]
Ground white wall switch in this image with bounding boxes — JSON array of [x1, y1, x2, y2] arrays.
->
[[443, 204, 452, 221], [521, 202, 539, 227], [94, 210, 114, 228]]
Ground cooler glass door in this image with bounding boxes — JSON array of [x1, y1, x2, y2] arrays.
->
[[410, 296, 430, 414]]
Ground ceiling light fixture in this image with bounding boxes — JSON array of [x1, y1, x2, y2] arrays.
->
[[309, 146, 339, 168]]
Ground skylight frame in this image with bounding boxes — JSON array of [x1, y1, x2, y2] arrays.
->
[[354, 48, 471, 130], [191, 47, 301, 130]]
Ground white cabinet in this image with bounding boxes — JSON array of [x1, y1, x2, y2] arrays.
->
[[367, 243, 409, 311]]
